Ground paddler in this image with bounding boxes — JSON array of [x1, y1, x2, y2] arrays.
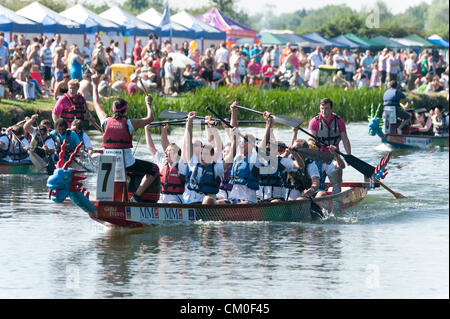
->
[[145, 123, 187, 204], [0, 125, 31, 163], [258, 113, 303, 202], [227, 102, 263, 204], [285, 138, 320, 201], [91, 74, 160, 203], [307, 98, 350, 194], [183, 111, 225, 204], [50, 118, 82, 162]]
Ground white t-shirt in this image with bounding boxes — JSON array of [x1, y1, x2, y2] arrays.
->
[[215, 47, 230, 65], [344, 55, 355, 73], [101, 116, 135, 167], [0, 134, 10, 161], [31, 128, 56, 151], [333, 54, 345, 69]]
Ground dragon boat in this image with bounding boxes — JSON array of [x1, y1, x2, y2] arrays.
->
[[368, 105, 449, 149], [0, 161, 43, 175], [46, 141, 393, 228]]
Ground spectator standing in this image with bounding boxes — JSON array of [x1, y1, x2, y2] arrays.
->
[[40, 39, 53, 88], [308, 46, 324, 70], [378, 48, 389, 86], [270, 45, 281, 69], [215, 42, 230, 70], [360, 50, 373, 80], [164, 56, 175, 95], [0, 37, 9, 68], [133, 39, 143, 64], [387, 50, 399, 82], [332, 49, 345, 73], [343, 49, 355, 82]]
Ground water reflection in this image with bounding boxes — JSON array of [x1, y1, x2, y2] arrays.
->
[[82, 222, 345, 298]]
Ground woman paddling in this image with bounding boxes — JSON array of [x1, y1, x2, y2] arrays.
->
[[91, 74, 160, 203]]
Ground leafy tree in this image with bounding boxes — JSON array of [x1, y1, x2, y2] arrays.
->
[[122, 0, 150, 15]]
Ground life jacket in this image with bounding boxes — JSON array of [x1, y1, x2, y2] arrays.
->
[[0, 133, 10, 159], [219, 165, 233, 191], [188, 162, 220, 195], [60, 93, 87, 124], [102, 116, 133, 149], [434, 116, 449, 135], [315, 113, 342, 147], [259, 156, 285, 187], [160, 163, 185, 195], [31, 134, 53, 159], [286, 159, 313, 192], [8, 135, 29, 161], [231, 156, 260, 190], [53, 130, 75, 161]]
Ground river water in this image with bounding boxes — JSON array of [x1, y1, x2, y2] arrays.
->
[[0, 122, 448, 299]]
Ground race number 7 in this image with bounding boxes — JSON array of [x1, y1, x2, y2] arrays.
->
[[96, 155, 116, 201]]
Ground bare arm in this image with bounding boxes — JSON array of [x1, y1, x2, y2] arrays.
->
[[91, 74, 107, 121], [160, 124, 170, 151], [340, 131, 351, 155], [329, 145, 345, 169], [24, 114, 38, 135], [130, 95, 154, 129], [144, 124, 158, 157], [182, 111, 195, 164]]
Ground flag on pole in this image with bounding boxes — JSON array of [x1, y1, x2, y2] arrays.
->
[[160, 1, 172, 42]]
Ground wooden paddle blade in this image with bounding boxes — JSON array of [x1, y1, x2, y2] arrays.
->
[[272, 114, 304, 128], [342, 154, 375, 178], [293, 148, 334, 164], [28, 150, 48, 172], [159, 109, 188, 119]]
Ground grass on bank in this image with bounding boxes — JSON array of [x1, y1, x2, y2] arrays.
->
[[1, 86, 448, 129]]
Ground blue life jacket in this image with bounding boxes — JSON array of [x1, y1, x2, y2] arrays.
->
[[231, 156, 260, 190], [260, 156, 285, 187], [187, 162, 220, 195]]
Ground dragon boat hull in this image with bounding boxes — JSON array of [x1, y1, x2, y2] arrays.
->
[[84, 183, 373, 228]]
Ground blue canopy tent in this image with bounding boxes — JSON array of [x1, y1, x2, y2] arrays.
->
[[60, 4, 123, 35], [330, 35, 368, 49], [16, 1, 84, 34], [0, 4, 43, 34], [138, 8, 196, 39], [427, 34, 449, 48], [302, 32, 334, 49], [276, 33, 322, 49], [99, 6, 160, 37]]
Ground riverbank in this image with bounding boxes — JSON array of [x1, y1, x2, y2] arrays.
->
[[1, 87, 447, 128]]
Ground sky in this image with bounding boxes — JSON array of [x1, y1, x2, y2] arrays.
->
[[100, 0, 434, 15]]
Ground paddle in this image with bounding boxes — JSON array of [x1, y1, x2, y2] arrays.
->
[[235, 105, 304, 128], [158, 109, 265, 125], [9, 131, 47, 173]]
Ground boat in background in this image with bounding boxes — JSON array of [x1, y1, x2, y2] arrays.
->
[[0, 161, 45, 175], [368, 106, 448, 149]]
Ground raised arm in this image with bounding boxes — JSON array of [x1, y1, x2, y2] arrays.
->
[[144, 124, 158, 158], [160, 123, 170, 151], [182, 111, 196, 164], [24, 114, 38, 135], [130, 94, 154, 129], [329, 145, 345, 169], [91, 74, 107, 121]]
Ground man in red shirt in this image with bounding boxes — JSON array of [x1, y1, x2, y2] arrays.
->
[[308, 98, 351, 155], [133, 39, 142, 64]]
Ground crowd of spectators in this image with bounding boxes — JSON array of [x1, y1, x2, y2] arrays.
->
[[0, 32, 448, 102]]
